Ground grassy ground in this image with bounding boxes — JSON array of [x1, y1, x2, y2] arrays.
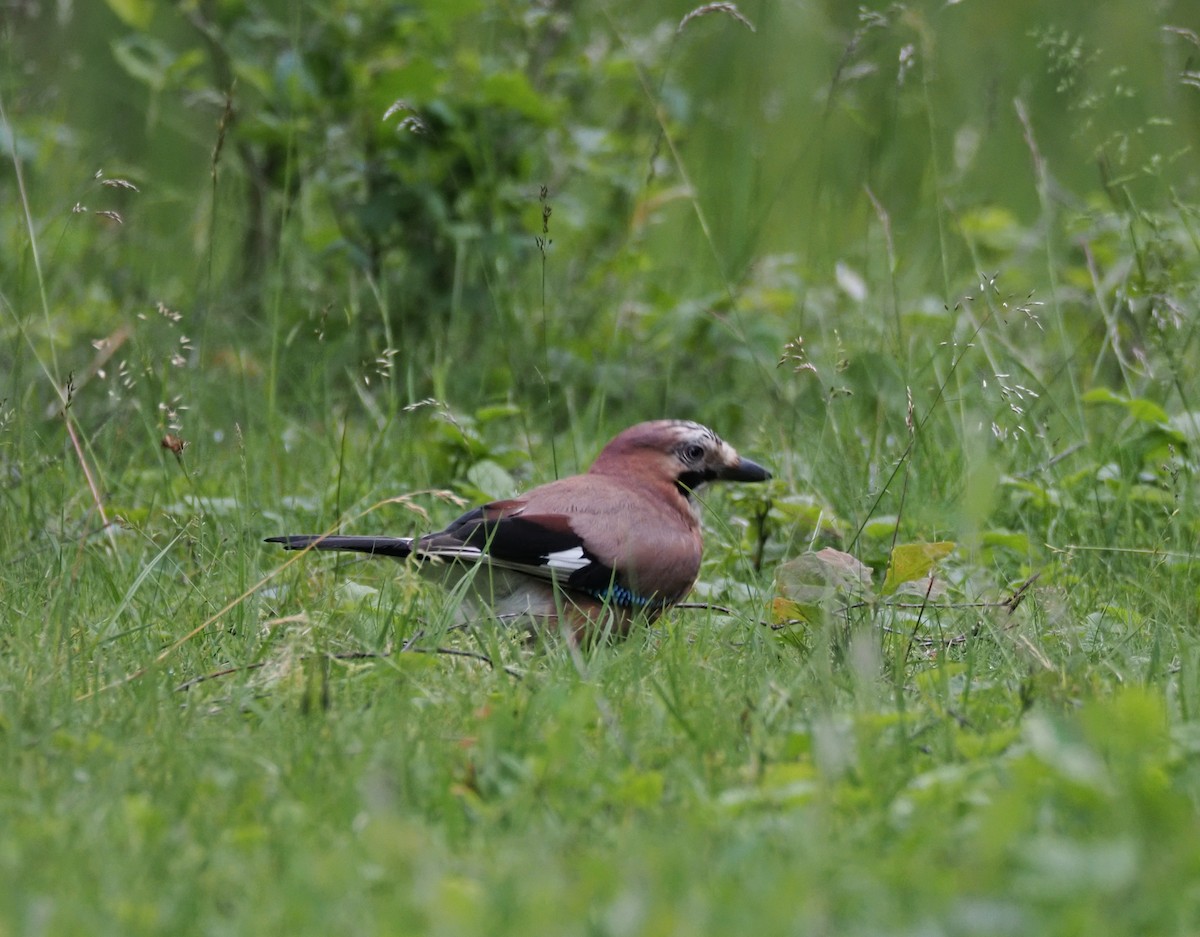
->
[[4, 2, 1200, 934]]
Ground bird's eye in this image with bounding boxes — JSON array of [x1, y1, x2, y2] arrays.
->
[[684, 443, 706, 462]]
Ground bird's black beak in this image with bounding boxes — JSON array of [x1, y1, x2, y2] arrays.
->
[[722, 457, 771, 483]]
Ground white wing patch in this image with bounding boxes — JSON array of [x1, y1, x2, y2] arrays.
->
[[542, 546, 590, 572], [413, 542, 590, 581], [418, 545, 485, 564]]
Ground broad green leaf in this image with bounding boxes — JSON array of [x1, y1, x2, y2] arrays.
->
[[274, 49, 319, 104], [420, 0, 485, 37], [104, 0, 154, 29], [1167, 411, 1200, 442], [475, 403, 522, 424], [955, 727, 1021, 760], [1080, 687, 1168, 762], [110, 34, 175, 90], [861, 514, 899, 539], [612, 769, 665, 808], [1127, 484, 1174, 506], [232, 60, 274, 97], [717, 762, 818, 811], [480, 70, 556, 122], [958, 205, 1024, 251], [881, 541, 955, 595], [914, 663, 965, 696], [981, 529, 1031, 554], [465, 459, 517, 501], [107, 505, 151, 526], [335, 580, 380, 605], [1081, 388, 1169, 424]]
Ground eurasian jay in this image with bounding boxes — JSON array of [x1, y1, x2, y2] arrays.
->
[[266, 420, 770, 640]]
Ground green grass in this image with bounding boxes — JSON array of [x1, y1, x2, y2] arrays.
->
[[4, 1, 1200, 934]]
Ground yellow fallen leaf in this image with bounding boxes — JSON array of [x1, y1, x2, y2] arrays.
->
[[882, 541, 955, 595]]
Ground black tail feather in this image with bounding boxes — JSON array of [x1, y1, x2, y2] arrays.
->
[[265, 535, 414, 558]]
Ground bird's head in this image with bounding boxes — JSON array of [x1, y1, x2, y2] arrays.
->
[[589, 420, 771, 497]]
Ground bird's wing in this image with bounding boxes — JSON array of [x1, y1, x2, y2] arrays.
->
[[414, 504, 623, 595]]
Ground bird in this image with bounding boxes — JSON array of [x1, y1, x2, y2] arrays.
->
[[266, 419, 770, 640]]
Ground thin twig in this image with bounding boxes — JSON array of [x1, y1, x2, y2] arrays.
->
[[901, 574, 939, 669], [408, 646, 523, 678], [1003, 571, 1041, 614], [880, 624, 968, 648], [674, 601, 737, 615], [175, 661, 266, 691], [770, 571, 1044, 650]]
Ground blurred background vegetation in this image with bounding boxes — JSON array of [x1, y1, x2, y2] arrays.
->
[[4, 0, 1199, 573], [6, 0, 1198, 437]]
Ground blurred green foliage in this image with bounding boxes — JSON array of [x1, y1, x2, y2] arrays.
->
[[5, 0, 1199, 438]]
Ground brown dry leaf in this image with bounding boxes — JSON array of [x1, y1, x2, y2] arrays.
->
[[772, 548, 875, 626]]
